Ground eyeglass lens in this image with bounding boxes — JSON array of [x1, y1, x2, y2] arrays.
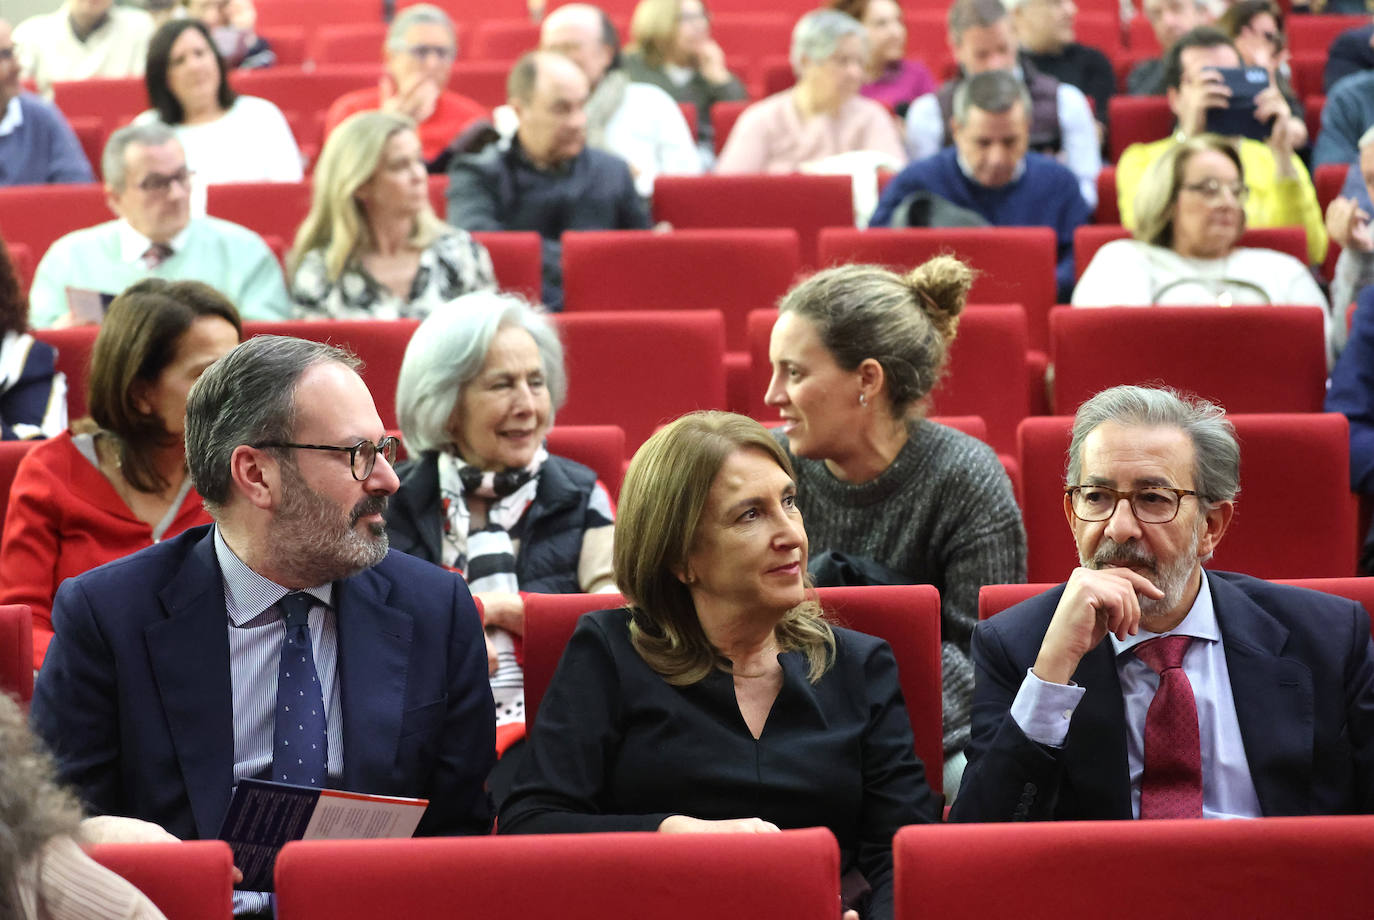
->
[[1071, 487, 1182, 523]]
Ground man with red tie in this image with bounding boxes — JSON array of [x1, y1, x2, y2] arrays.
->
[[951, 384, 1374, 820]]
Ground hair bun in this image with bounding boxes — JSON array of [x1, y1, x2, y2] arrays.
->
[[904, 255, 974, 343]]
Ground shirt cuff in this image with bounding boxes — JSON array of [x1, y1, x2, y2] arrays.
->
[[1009, 668, 1085, 748]]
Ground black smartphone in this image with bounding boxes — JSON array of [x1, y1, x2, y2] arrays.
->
[[1203, 66, 1274, 142]]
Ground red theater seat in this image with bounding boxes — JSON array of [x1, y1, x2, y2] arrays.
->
[[525, 584, 945, 795], [276, 828, 841, 920], [469, 19, 539, 60], [230, 66, 379, 124], [1017, 413, 1358, 582], [711, 99, 750, 155], [254, 0, 384, 29], [51, 77, 145, 128], [553, 310, 727, 449], [817, 226, 1058, 353], [0, 603, 33, 702], [469, 231, 542, 301], [1287, 14, 1369, 56], [1048, 305, 1327, 415], [895, 816, 1374, 919], [5, 241, 32, 297], [545, 425, 626, 499], [0, 439, 39, 537], [1094, 166, 1118, 224], [653, 174, 852, 269], [89, 841, 235, 920], [32, 326, 99, 421], [1107, 96, 1174, 161], [445, 61, 510, 108], [0, 183, 109, 264], [243, 319, 420, 430], [311, 22, 390, 64], [205, 181, 312, 250]]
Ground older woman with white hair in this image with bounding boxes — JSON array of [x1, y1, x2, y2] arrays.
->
[[288, 110, 495, 319], [386, 291, 616, 779], [715, 8, 906, 174]]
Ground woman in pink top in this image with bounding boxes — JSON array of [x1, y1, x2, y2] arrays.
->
[[0, 279, 241, 669], [716, 9, 907, 174], [832, 0, 936, 116]]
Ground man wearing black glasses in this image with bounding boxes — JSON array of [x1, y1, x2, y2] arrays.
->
[[32, 335, 496, 917], [951, 384, 1374, 822]]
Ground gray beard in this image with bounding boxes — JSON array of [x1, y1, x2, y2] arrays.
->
[[1082, 522, 1201, 623], [268, 462, 390, 587]]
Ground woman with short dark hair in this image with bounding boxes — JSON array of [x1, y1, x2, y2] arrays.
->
[[136, 18, 301, 185], [0, 238, 65, 440], [0, 278, 241, 669]]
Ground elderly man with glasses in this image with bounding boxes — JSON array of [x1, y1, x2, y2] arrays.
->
[[950, 384, 1374, 822], [323, 3, 491, 172], [27, 121, 288, 328], [31, 334, 497, 919]]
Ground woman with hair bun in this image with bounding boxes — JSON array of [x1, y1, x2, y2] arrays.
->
[[764, 255, 1026, 793]]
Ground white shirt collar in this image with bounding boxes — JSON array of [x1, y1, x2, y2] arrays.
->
[[1110, 568, 1220, 655], [0, 97, 22, 138], [955, 149, 1027, 186], [115, 218, 192, 264]]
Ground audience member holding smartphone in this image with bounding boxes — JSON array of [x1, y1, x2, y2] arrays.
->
[[1115, 27, 1324, 266]]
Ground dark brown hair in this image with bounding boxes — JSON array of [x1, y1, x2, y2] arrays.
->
[[86, 279, 242, 493], [145, 19, 237, 124]]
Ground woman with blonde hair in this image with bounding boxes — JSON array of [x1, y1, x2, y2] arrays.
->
[[500, 410, 938, 920], [623, 0, 747, 157], [764, 255, 1025, 793], [289, 111, 495, 320], [1073, 135, 1328, 350]]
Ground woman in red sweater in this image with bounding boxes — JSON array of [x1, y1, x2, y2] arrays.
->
[[1, 279, 241, 669]]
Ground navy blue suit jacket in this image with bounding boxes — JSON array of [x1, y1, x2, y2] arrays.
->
[[31, 525, 496, 841], [950, 571, 1374, 821]]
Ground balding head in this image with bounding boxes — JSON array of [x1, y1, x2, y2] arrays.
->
[[540, 3, 617, 85], [510, 51, 589, 169]]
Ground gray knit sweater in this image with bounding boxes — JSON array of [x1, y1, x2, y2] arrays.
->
[[777, 420, 1027, 757]]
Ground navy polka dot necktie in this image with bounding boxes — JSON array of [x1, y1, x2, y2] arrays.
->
[[272, 592, 327, 787]]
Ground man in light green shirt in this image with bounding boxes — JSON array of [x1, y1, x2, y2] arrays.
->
[[29, 122, 289, 328]]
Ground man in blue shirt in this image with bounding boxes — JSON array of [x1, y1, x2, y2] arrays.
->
[[873, 69, 1089, 301], [0, 19, 93, 186]]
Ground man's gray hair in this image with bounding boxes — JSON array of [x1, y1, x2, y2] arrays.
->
[[386, 3, 456, 53], [948, 0, 1008, 44], [1066, 385, 1241, 505], [1359, 125, 1374, 149], [396, 291, 567, 454], [102, 122, 178, 192], [185, 336, 361, 515], [952, 69, 1032, 126], [789, 9, 866, 77]]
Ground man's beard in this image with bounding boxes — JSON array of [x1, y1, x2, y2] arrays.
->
[[268, 461, 390, 587], [1082, 523, 1201, 623]]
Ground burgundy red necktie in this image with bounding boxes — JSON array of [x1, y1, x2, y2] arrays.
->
[[1134, 635, 1203, 819]]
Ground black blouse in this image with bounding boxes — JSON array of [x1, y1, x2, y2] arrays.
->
[[499, 609, 941, 920]]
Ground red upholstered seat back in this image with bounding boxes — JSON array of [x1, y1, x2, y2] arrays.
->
[[88, 841, 235, 920], [0, 183, 109, 264], [1107, 95, 1174, 160], [544, 425, 626, 500], [1017, 414, 1358, 583], [524, 584, 945, 795], [817, 227, 1058, 352], [469, 231, 542, 301], [1048, 306, 1327, 415], [553, 310, 727, 450], [0, 604, 33, 702], [895, 816, 1374, 918], [276, 828, 840, 920], [32, 326, 99, 422]]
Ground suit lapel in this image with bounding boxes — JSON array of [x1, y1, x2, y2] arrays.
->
[[1211, 577, 1314, 816], [1066, 643, 1134, 819], [335, 564, 413, 792], [146, 530, 236, 840]]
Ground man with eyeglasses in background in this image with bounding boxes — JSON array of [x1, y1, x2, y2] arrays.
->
[[27, 122, 288, 328], [951, 384, 1374, 821], [323, 3, 491, 172], [0, 18, 94, 185], [32, 335, 497, 919], [1115, 26, 1324, 266]]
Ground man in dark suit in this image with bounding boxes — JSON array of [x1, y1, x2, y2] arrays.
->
[[31, 336, 496, 910], [951, 384, 1374, 821]]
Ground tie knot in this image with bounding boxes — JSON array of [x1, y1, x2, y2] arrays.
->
[[280, 592, 314, 629], [1134, 635, 1192, 674]]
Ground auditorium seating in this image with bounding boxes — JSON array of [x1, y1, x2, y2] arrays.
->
[[552, 310, 728, 449], [817, 227, 1058, 354], [51, 77, 145, 131], [1017, 413, 1358, 582], [523, 584, 946, 795], [894, 816, 1374, 919], [275, 828, 841, 920], [652, 174, 852, 269], [980, 576, 1374, 623], [206, 181, 313, 255], [32, 326, 99, 421], [255, 0, 386, 30], [469, 232, 543, 301], [469, 19, 539, 60], [5, 242, 32, 297], [711, 99, 750, 156], [89, 841, 235, 920], [1286, 14, 1368, 56], [242, 319, 420, 430], [1107, 96, 1174, 161], [1048, 306, 1327, 415], [1073, 226, 1310, 280], [310, 23, 395, 64], [0, 439, 38, 536], [545, 425, 626, 499], [0, 604, 33, 703], [0, 183, 108, 264], [1094, 166, 1119, 224]]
